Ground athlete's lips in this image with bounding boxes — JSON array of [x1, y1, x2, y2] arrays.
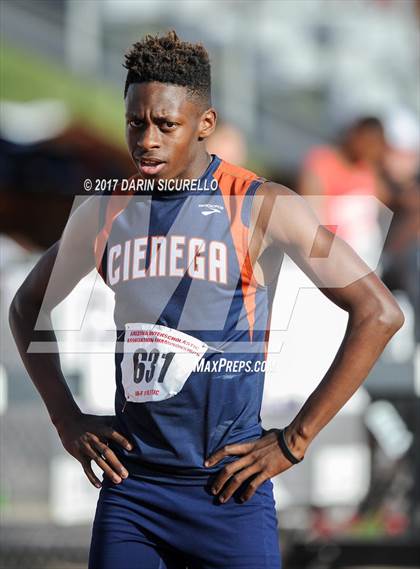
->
[[136, 156, 166, 176]]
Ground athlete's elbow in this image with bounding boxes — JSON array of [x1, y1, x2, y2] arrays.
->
[[365, 300, 405, 338], [9, 285, 41, 327], [353, 294, 405, 337], [9, 289, 29, 330], [375, 304, 405, 336], [8, 293, 23, 339]]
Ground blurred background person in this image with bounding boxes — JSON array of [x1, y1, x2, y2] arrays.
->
[[298, 116, 389, 268], [206, 120, 248, 166]]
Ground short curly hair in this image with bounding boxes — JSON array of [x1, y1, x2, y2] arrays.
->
[[123, 30, 211, 107]]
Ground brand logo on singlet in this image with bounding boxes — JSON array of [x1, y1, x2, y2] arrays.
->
[[107, 236, 228, 285], [199, 204, 224, 216]]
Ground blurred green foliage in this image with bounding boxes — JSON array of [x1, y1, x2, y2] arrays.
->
[[0, 43, 126, 146]]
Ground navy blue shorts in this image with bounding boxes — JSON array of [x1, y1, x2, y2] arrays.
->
[[88, 474, 282, 569]]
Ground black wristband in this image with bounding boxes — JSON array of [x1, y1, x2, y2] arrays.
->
[[277, 428, 304, 465]]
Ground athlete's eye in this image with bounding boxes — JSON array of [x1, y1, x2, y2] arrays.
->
[[163, 121, 177, 130], [129, 119, 143, 128]]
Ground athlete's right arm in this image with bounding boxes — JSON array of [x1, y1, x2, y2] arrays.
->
[[8, 196, 132, 487]]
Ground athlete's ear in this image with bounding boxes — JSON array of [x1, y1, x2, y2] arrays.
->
[[198, 108, 217, 141]]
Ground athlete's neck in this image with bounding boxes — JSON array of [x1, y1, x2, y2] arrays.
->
[[156, 152, 213, 196], [178, 152, 213, 183]]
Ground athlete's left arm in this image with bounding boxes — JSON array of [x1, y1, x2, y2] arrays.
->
[[205, 182, 404, 503]]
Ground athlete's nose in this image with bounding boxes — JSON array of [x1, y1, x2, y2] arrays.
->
[[138, 124, 160, 151]]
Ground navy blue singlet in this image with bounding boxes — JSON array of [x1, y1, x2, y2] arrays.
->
[[94, 154, 277, 484]]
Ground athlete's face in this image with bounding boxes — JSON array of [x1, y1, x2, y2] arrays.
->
[[125, 82, 216, 179]]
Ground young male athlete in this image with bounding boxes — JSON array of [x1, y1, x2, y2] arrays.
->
[[9, 31, 404, 569]]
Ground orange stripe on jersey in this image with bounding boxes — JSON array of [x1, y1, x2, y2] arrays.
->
[[264, 314, 272, 362], [213, 160, 259, 342]]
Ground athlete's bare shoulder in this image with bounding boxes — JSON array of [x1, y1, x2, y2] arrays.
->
[[251, 178, 374, 290], [256, 180, 299, 199], [58, 195, 101, 268], [250, 180, 307, 247]]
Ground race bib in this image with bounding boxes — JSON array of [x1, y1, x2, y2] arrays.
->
[[121, 323, 209, 403]]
